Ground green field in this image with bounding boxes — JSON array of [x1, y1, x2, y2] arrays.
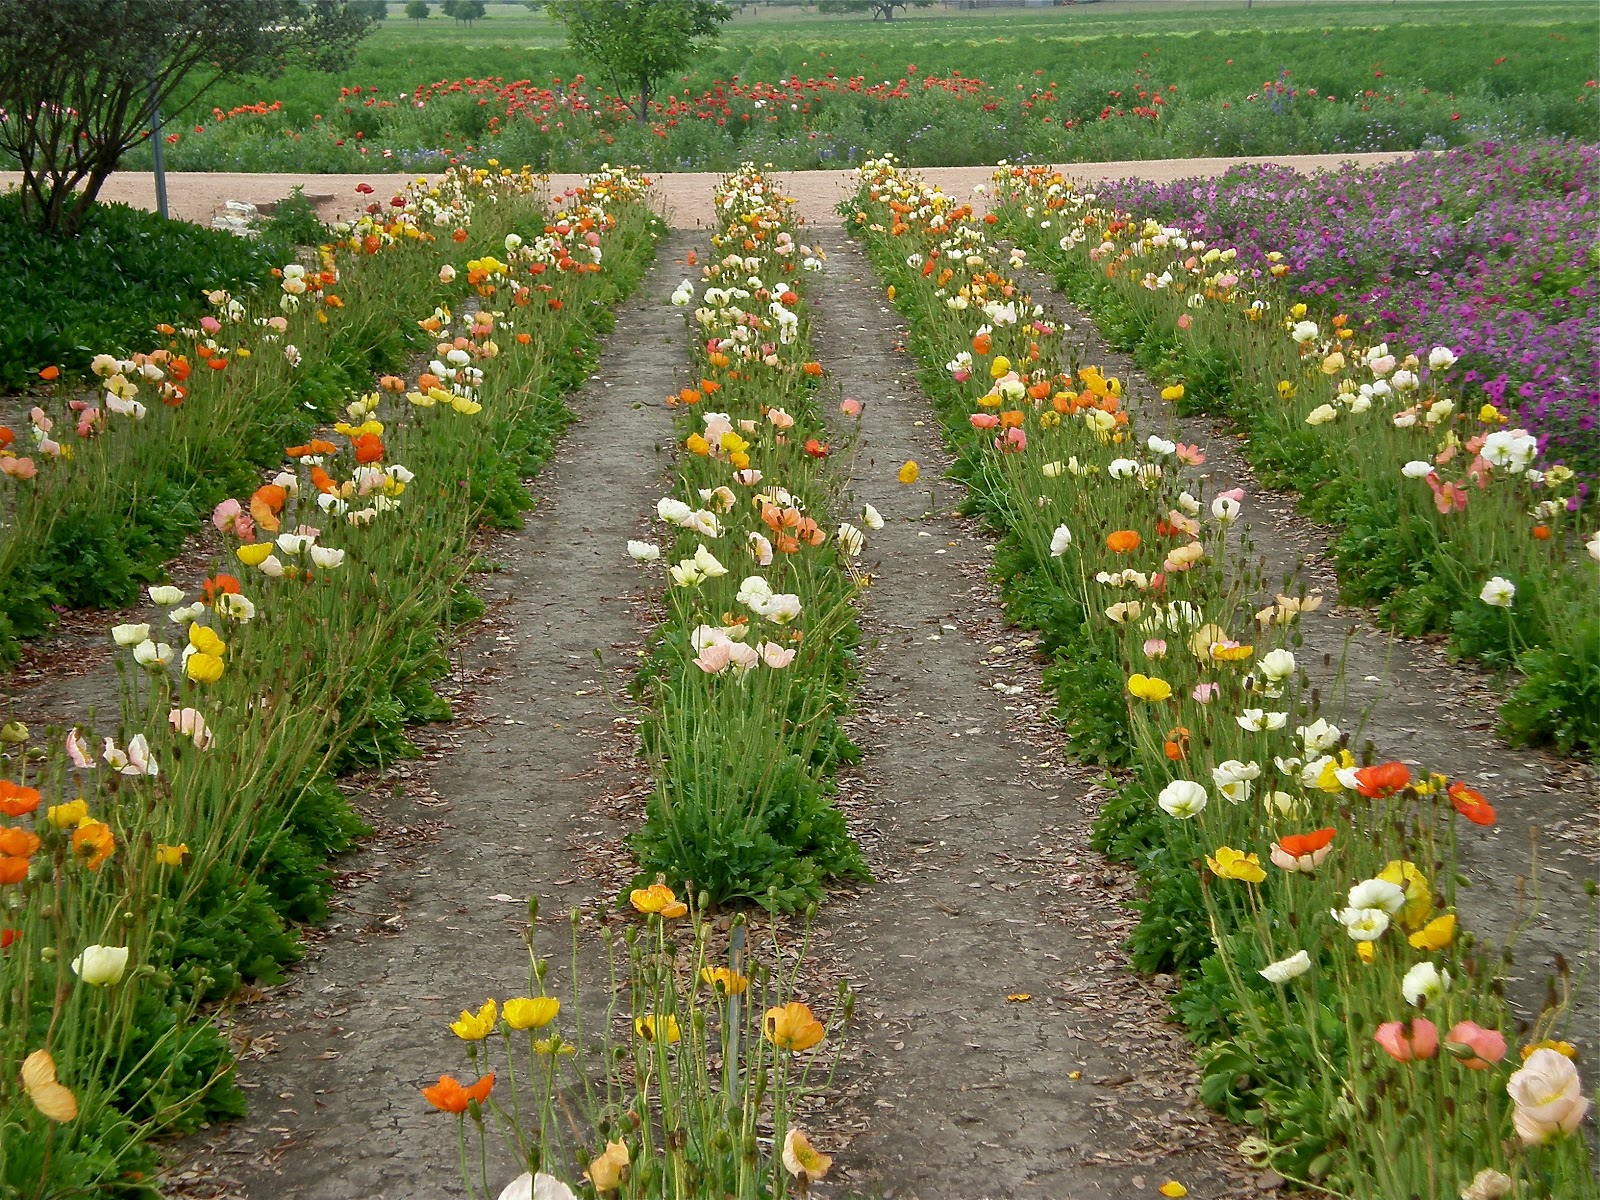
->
[[124, 0, 1600, 171]]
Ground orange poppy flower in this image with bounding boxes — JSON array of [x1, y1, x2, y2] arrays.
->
[[39, 365, 60, 381], [0, 427, 12, 450], [972, 331, 992, 355], [0, 857, 27, 886], [1531, 525, 1551, 540], [207, 358, 229, 372], [802, 361, 823, 377], [352, 433, 385, 465], [793, 516, 826, 547], [250, 484, 288, 533], [72, 820, 114, 870], [998, 410, 1026, 429], [1276, 828, 1337, 859], [170, 358, 192, 382], [1163, 727, 1190, 761], [310, 466, 338, 495], [804, 439, 830, 458], [421, 1072, 494, 1113], [0, 781, 42, 817], [516, 332, 531, 345], [1447, 782, 1496, 827], [1106, 530, 1142, 554], [0, 828, 41, 859], [1353, 761, 1411, 799], [287, 439, 338, 458], [679, 388, 702, 406], [201, 574, 241, 604]]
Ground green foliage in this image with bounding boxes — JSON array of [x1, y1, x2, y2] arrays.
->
[[0, 0, 375, 235], [547, 0, 732, 119], [0, 191, 311, 387], [1500, 635, 1600, 758]]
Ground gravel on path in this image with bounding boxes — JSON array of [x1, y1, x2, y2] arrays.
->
[[802, 225, 1254, 1200], [175, 230, 693, 1199], [1012, 268, 1600, 1060]]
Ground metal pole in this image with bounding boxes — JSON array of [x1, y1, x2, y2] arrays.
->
[[147, 67, 168, 220], [725, 923, 746, 1103]]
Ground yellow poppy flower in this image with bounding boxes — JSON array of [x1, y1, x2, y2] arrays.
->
[[764, 1001, 825, 1052], [1408, 913, 1456, 951], [185, 653, 225, 684], [634, 1014, 680, 1044], [1205, 846, 1266, 884], [187, 623, 226, 658], [1160, 384, 1185, 402], [154, 843, 189, 867], [503, 996, 560, 1030], [449, 999, 498, 1041], [585, 1140, 630, 1192], [1127, 674, 1173, 702], [236, 542, 273, 567], [1378, 860, 1432, 929], [898, 460, 920, 484], [629, 883, 687, 918], [48, 799, 88, 829], [685, 433, 711, 456], [700, 967, 749, 996]]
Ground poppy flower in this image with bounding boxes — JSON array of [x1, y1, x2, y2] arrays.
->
[[764, 1001, 825, 1052], [804, 439, 829, 458], [0, 780, 41, 817], [629, 883, 687, 918], [39, 366, 60, 381], [1354, 761, 1411, 798], [1271, 827, 1336, 872], [1447, 781, 1496, 827], [1106, 530, 1142, 553], [421, 1072, 494, 1113], [250, 484, 288, 533], [352, 432, 385, 464], [0, 827, 41, 859], [71, 820, 115, 870]]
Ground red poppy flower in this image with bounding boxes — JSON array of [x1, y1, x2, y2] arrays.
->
[[1447, 781, 1496, 827], [804, 439, 830, 458], [1353, 761, 1411, 798]]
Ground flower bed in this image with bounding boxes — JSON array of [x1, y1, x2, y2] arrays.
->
[[1076, 142, 1598, 478], [0, 167, 662, 1195], [846, 157, 1594, 1198], [990, 150, 1599, 755], [628, 165, 873, 910], [0, 176, 499, 664]]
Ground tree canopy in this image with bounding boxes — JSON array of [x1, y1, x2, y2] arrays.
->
[[0, 0, 374, 236], [547, 0, 733, 123]]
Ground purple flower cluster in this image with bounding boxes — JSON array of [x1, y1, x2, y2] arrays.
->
[[1095, 141, 1599, 478]]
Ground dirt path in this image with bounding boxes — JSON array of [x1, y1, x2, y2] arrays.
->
[[174, 230, 695, 1199], [0, 153, 1412, 231], [1014, 269, 1600, 1056], [804, 226, 1251, 1199]]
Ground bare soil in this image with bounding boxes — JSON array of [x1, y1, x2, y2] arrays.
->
[[5, 160, 1592, 1198]]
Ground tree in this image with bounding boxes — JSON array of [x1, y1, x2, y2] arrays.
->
[[547, 0, 732, 123], [0, 1, 374, 236], [406, 0, 430, 17], [817, 0, 927, 16]]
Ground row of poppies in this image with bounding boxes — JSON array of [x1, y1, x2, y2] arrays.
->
[[421, 165, 855, 1200], [989, 157, 1598, 757], [846, 156, 1592, 1199], [0, 166, 663, 1196]]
